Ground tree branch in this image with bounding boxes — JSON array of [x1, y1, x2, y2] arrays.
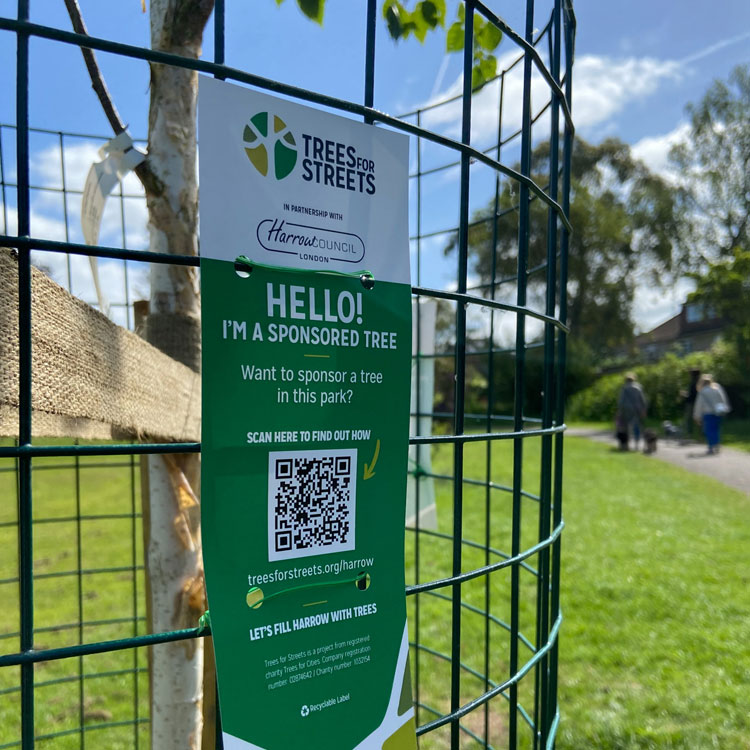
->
[[62, 0, 163, 197], [62, 0, 126, 133]]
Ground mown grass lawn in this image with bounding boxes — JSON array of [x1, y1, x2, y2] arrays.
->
[[554, 437, 750, 749], [722, 418, 750, 452], [1, 434, 748, 749], [0, 445, 149, 749], [414, 434, 750, 749]]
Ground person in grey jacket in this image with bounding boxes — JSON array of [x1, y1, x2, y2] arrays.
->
[[693, 374, 731, 455], [617, 373, 647, 451]]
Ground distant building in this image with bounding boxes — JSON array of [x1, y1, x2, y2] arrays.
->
[[634, 302, 725, 362]]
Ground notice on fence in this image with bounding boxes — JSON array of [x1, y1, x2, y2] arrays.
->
[[199, 77, 416, 750]]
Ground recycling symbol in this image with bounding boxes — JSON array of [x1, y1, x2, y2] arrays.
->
[[300, 705, 309, 718]]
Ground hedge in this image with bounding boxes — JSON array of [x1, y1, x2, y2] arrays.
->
[[567, 342, 743, 423]]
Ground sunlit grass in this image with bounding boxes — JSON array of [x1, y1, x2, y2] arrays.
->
[[555, 437, 750, 749], [412, 435, 750, 749], [0, 443, 148, 749], [722, 419, 750, 452], [2, 433, 748, 749]]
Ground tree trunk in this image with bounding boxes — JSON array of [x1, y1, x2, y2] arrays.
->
[[143, 2, 214, 749]]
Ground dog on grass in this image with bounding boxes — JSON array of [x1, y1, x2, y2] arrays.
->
[[662, 420, 682, 441], [643, 428, 658, 454]]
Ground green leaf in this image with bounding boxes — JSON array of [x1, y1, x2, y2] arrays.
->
[[407, 8, 430, 42], [471, 65, 485, 91], [411, 24, 427, 42], [383, 0, 405, 40], [275, 0, 285, 6], [479, 53, 497, 82], [296, 0, 324, 24], [477, 20, 502, 51], [418, 0, 443, 29], [400, 20, 416, 39], [457, 1, 465, 22], [473, 13, 484, 38], [446, 21, 464, 52]]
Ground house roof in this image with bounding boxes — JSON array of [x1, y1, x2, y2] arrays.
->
[[636, 312, 681, 345], [635, 302, 726, 349]]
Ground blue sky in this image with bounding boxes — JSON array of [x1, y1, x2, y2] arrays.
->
[[0, 0, 748, 332]]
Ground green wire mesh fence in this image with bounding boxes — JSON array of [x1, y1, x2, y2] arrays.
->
[[0, 0, 574, 747]]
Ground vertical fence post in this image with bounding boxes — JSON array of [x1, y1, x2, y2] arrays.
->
[[58, 132, 74, 290], [534, 0, 563, 744], [450, 2, 475, 747], [74, 450, 86, 750], [16, 0, 35, 747], [204, 5, 226, 747], [548, 5, 575, 746], [510, 0, 537, 746], [413, 108, 423, 730], [0, 126, 9, 233], [129, 453, 142, 750], [483, 66, 506, 749], [364, 0, 376, 125]]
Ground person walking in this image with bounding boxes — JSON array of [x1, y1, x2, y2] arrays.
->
[[617, 373, 647, 451], [680, 368, 701, 438], [693, 374, 731, 455]]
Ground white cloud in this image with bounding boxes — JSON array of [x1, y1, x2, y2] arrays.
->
[[31, 139, 145, 195], [465, 304, 545, 349], [419, 52, 682, 150], [631, 122, 690, 181], [20, 141, 150, 320], [31, 141, 98, 192], [573, 55, 680, 132], [419, 48, 546, 147], [633, 277, 695, 333], [5, 197, 150, 327], [29, 141, 148, 249]]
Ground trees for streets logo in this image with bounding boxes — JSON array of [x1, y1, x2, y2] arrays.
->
[[243, 112, 298, 180]]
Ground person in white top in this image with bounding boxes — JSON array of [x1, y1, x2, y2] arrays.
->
[[693, 374, 731, 455]]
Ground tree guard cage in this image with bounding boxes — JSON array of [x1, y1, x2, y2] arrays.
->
[[0, 0, 574, 748]]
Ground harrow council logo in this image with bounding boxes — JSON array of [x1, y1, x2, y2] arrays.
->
[[243, 112, 297, 180]]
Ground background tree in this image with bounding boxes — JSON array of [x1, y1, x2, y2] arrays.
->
[[688, 249, 750, 377], [288, 0, 504, 87], [670, 63, 750, 265], [449, 138, 680, 359]]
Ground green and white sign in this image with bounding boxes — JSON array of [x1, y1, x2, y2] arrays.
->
[[198, 78, 416, 750]]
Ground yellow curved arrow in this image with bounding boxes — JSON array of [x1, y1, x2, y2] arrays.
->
[[363, 439, 380, 480]]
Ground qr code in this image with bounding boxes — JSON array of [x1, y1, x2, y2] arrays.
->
[[267, 449, 357, 562]]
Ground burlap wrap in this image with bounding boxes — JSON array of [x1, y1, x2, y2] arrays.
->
[[0, 249, 200, 442]]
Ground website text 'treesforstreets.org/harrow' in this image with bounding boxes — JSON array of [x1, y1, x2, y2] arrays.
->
[[248, 557, 374, 588]]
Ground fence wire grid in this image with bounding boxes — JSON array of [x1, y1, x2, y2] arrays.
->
[[1, 1, 575, 748]]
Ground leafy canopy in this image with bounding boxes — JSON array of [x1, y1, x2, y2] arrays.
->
[[447, 138, 679, 357], [670, 63, 750, 264], [688, 249, 750, 374], [278, 0, 503, 89]]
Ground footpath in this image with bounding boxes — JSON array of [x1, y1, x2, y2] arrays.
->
[[566, 427, 750, 496]]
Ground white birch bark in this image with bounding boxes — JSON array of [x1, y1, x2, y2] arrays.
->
[[143, 2, 214, 748], [146, 457, 204, 750]]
